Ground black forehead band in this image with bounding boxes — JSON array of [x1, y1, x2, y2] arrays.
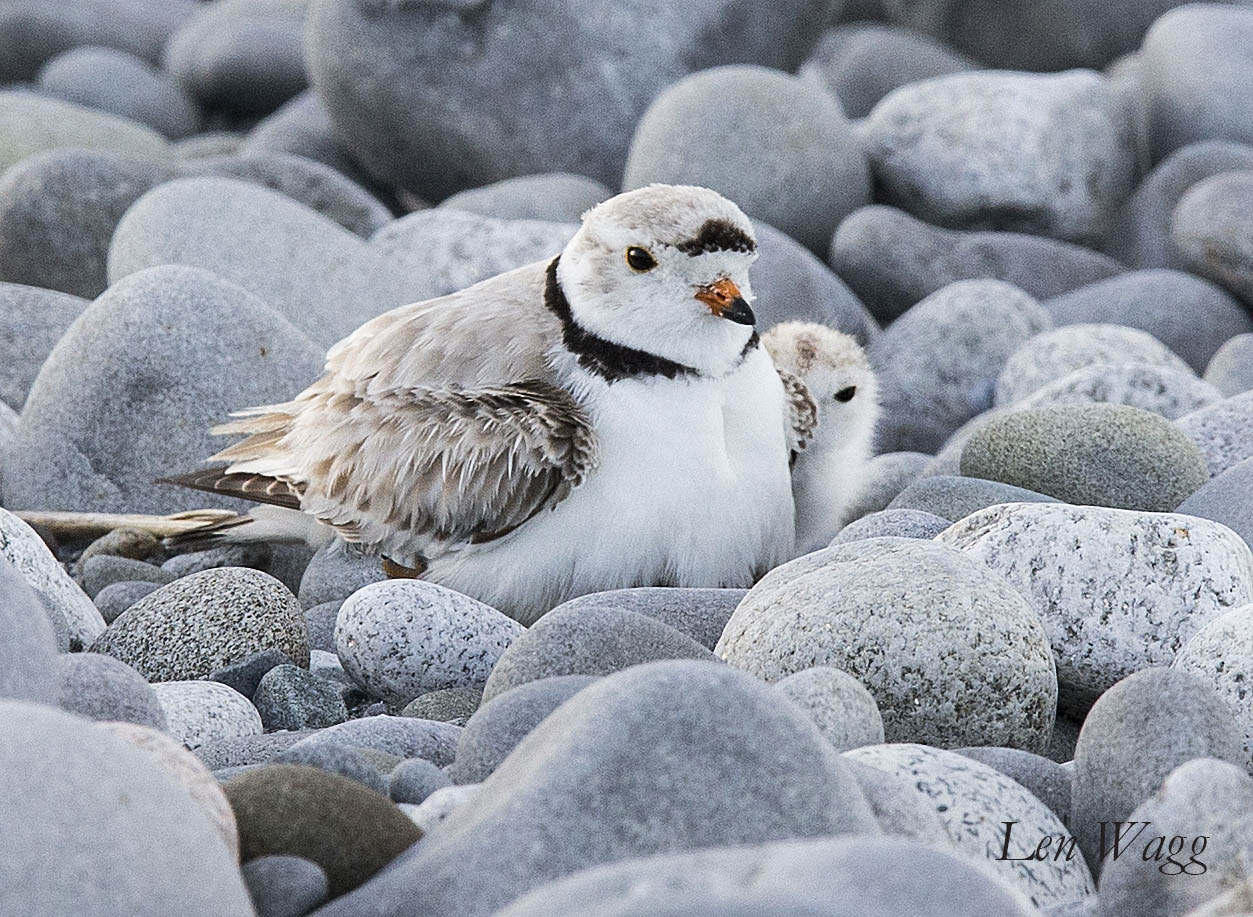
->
[[673, 218, 756, 257]]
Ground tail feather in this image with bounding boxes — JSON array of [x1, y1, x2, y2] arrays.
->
[[164, 505, 336, 551], [157, 466, 304, 511]]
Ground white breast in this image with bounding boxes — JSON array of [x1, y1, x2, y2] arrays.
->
[[425, 348, 796, 624]]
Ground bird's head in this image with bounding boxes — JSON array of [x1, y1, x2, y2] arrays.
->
[[556, 184, 759, 377], [763, 321, 879, 452]]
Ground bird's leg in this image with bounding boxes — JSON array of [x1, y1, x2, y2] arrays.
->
[[381, 557, 422, 578]]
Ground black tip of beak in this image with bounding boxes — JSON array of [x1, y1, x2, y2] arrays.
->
[[721, 297, 756, 326]]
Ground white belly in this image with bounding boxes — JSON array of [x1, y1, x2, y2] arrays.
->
[[425, 349, 796, 624]]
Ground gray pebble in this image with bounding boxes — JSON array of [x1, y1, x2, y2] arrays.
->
[[56, 652, 166, 730], [209, 647, 291, 699], [830, 205, 1122, 325], [253, 665, 348, 731], [275, 736, 386, 795], [960, 404, 1209, 511], [162, 543, 271, 579], [1177, 456, 1253, 554], [1014, 363, 1222, 420], [241, 855, 329, 917], [196, 731, 318, 770], [1172, 170, 1253, 306], [775, 667, 885, 752], [93, 580, 160, 624], [240, 90, 373, 191], [81, 555, 174, 599], [0, 89, 168, 175], [438, 173, 610, 223], [889, 475, 1058, 521], [388, 758, 452, 806], [1204, 333, 1253, 396], [938, 502, 1253, 716], [830, 509, 952, 545], [303, 600, 343, 652], [301, 715, 461, 767], [624, 65, 868, 254], [1173, 603, 1253, 772], [153, 680, 263, 749], [544, 587, 745, 653], [400, 687, 482, 727], [1072, 668, 1243, 873], [717, 538, 1057, 752], [297, 542, 385, 608], [1175, 390, 1253, 477]]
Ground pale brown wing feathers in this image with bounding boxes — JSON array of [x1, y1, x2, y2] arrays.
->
[[778, 367, 818, 456], [207, 379, 599, 563], [156, 467, 305, 510]]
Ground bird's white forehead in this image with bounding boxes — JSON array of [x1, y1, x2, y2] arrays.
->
[[579, 183, 754, 247]]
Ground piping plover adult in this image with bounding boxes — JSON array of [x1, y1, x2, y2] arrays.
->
[[166, 185, 815, 624], [763, 321, 879, 554]]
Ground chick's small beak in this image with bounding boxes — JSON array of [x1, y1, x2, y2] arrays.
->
[[695, 277, 755, 325]]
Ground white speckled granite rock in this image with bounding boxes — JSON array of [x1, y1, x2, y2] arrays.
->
[[775, 667, 885, 752], [861, 69, 1136, 243], [846, 743, 1094, 910], [98, 720, 240, 860], [336, 580, 523, 707], [1176, 391, 1253, 478], [994, 324, 1191, 407], [0, 507, 104, 649], [152, 680, 263, 749], [716, 538, 1057, 752], [869, 279, 1052, 453], [1014, 363, 1222, 420], [937, 503, 1253, 715], [1173, 604, 1253, 772]]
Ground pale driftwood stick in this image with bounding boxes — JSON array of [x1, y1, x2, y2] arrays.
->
[[13, 509, 246, 539]]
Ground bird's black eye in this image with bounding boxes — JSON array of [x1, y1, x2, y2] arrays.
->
[[626, 246, 657, 272], [834, 386, 857, 403]]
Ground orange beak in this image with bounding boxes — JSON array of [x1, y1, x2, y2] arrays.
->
[[695, 278, 755, 325]]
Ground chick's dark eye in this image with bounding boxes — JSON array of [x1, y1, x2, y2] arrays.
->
[[834, 386, 857, 403], [626, 246, 657, 272]]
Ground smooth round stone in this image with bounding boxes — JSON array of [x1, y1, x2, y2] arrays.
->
[[80, 527, 162, 564], [1205, 333, 1253, 396], [298, 543, 386, 608], [0, 283, 87, 408], [304, 0, 833, 199], [830, 509, 952, 545], [1177, 391, 1253, 477], [241, 856, 329, 917], [153, 680, 263, 749], [1098, 759, 1253, 915], [300, 715, 461, 767], [274, 737, 387, 795], [369, 208, 574, 301], [91, 568, 308, 683], [480, 604, 715, 703], [1048, 716, 1083, 765], [1041, 270, 1252, 374], [845, 758, 951, 844], [959, 404, 1209, 511], [1072, 668, 1243, 872], [209, 648, 291, 699], [253, 665, 348, 732], [888, 475, 1058, 521], [543, 588, 745, 653], [56, 653, 166, 730], [163, 0, 307, 116], [994, 324, 1191, 407], [37, 46, 200, 138], [498, 836, 1040, 917], [401, 687, 482, 727], [955, 746, 1072, 827], [717, 538, 1057, 752], [862, 70, 1135, 243], [880, 0, 1194, 72], [839, 452, 931, 523], [1142, 5, 1253, 159], [624, 65, 868, 254], [451, 676, 597, 784], [98, 720, 240, 861], [1174, 604, 1253, 771], [1177, 456, 1253, 556], [162, 543, 271, 579], [438, 173, 611, 223], [304, 600, 343, 653], [775, 667, 885, 752], [0, 0, 197, 82], [869, 279, 1052, 453], [798, 22, 977, 119], [224, 763, 422, 898], [1013, 363, 1223, 420], [0, 557, 58, 704], [1172, 171, 1253, 305], [240, 90, 373, 191], [0, 699, 252, 914], [0, 508, 104, 649], [336, 580, 522, 708], [196, 732, 319, 771], [3, 266, 322, 515], [81, 555, 175, 599], [749, 221, 879, 345], [830, 205, 1123, 324], [1106, 140, 1253, 269], [847, 744, 1093, 909], [0, 89, 168, 175], [312, 660, 879, 917], [389, 758, 452, 806], [107, 178, 430, 347], [937, 502, 1253, 715]]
